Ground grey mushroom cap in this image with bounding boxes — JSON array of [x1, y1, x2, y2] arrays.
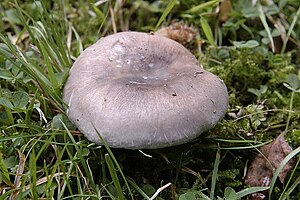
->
[[63, 31, 228, 149]]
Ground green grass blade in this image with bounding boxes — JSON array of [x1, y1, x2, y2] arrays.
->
[[203, 140, 270, 150], [13, 0, 67, 71], [105, 154, 125, 200], [29, 149, 38, 200], [60, 121, 97, 193], [187, 0, 220, 13], [127, 178, 150, 199], [39, 0, 71, 68], [213, 138, 265, 143], [210, 146, 220, 199], [285, 91, 295, 131], [71, 26, 83, 57], [236, 186, 269, 198], [90, 3, 106, 24], [93, 126, 134, 199], [0, 190, 15, 200], [0, 34, 65, 110], [281, 6, 300, 54], [1, 0, 69, 110], [279, 156, 300, 200], [40, 44, 59, 89], [0, 153, 14, 187], [269, 145, 300, 199], [0, 34, 50, 85], [258, 4, 275, 52], [200, 16, 216, 47], [155, 0, 177, 31], [59, 153, 75, 199], [280, 176, 300, 200], [25, 91, 38, 123]]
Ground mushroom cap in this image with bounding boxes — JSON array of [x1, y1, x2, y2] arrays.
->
[[63, 31, 228, 149]]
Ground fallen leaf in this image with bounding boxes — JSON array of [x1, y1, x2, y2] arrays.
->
[[219, 0, 232, 23], [155, 22, 196, 45], [244, 133, 295, 198]]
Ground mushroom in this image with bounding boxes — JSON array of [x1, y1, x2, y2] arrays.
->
[[63, 31, 228, 149]]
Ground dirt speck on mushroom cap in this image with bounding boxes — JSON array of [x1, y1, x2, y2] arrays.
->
[[63, 31, 229, 149]]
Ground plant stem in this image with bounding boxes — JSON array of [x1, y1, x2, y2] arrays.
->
[[285, 91, 295, 132], [281, 6, 300, 54]]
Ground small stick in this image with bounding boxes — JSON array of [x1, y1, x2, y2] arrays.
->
[[149, 183, 172, 200], [138, 150, 152, 158], [109, 6, 117, 34]]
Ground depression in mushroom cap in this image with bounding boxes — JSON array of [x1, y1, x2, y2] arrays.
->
[[63, 31, 229, 149]]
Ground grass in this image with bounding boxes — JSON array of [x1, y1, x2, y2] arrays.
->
[[0, 0, 300, 199]]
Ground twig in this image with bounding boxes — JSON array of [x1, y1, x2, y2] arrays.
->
[[109, 6, 117, 34], [149, 183, 172, 200], [23, 173, 64, 191], [138, 150, 152, 158]]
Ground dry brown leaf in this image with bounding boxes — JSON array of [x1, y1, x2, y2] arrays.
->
[[155, 22, 196, 45], [219, 0, 232, 23], [245, 133, 295, 195]]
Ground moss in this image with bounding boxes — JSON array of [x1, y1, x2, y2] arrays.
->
[[217, 169, 243, 188], [204, 47, 297, 107], [204, 48, 268, 104]]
